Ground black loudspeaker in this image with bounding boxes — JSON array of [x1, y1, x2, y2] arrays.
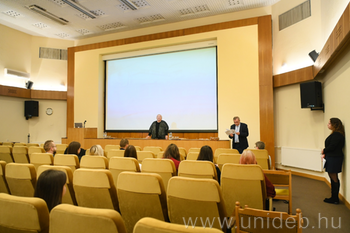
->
[[25, 100, 39, 119], [26, 81, 33, 89], [308, 50, 319, 62], [300, 81, 323, 108]]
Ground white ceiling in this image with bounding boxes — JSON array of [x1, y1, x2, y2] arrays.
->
[[0, 0, 280, 40]]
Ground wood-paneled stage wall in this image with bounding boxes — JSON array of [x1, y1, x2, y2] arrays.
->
[[66, 15, 274, 162]]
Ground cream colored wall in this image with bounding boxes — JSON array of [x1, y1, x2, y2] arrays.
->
[[74, 25, 260, 145], [0, 96, 66, 144]]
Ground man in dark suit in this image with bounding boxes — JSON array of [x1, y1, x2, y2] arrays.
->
[[229, 116, 249, 153]]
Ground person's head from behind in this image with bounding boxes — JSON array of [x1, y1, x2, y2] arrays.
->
[[90, 145, 104, 156], [124, 145, 137, 159], [44, 140, 56, 155], [255, 141, 265, 149], [66, 141, 81, 156], [233, 116, 240, 126], [120, 139, 129, 149], [163, 143, 180, 161], [197, 145, 214, 162], [329, 118, 345, 135], [34, 169, 66, 212], [239, 150, 257, 165], [156, 114, 162, 123]]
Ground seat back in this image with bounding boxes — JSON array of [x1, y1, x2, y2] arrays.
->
[[235, 202, 302, 233], [50, 204, 126, 233], [134, 217, 224, 233], [178, 160, 218, 181], [73, 168, 119, 211], [37, 165, 77, 205], [56, 144, 68, 154], [221, 164, 266, 215], [14, 143, 27, 146], [137, 151, 156, 163], [0, 161, 10, 194], [167, 177, 228, 231], [157, 151, 164, 158], [216, 153, 241, 170], [105, 145, 120, 157], [178, 147, 187, 158], [143, 146, 163, 155], [0, 146, 13, 163], [107, 149, 125, 159], [30, 153, 54, 171], [12, 146, 30, 163], [28, 147, 45, 156], [142, 158, 176, 190], [5, 163, 36, 197], [80, 155, 109, 169], [54, 154, 80, 172], [109, 157, 140, 188], [2, 142, 13, 147], [0, 193, 49, 233], [214, 148, 239, 163], [264, 169, 292, 214], [135, 146, 142, 151], [117, 172, 168, 233], [186, 152, 199, 160], [188, 148, 200, 153], [27, 143, 40, 147], [245, 149, 270, 169]]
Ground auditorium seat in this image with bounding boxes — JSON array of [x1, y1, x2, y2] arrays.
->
[[178, 160, 218, 182], [54, 154, 80, 172], [167, 176, 228, 232], [0, 161, 10, 194], [117, 172, 168, 233], [2, 142, 13, 147], [137, 151, 156, 163], [244, 149, 270, 170], [12, 146, 30, 163], [216, 153, 241, 170], [30, 153, 54, 171], [55, 144, 68, 154], [221, 163, 267, 215], [185, 152, 199, 160], [37, 165, 77, 205], [73, 168, 119, 211], [214, 148, 239, 164], [143, 146, 163, 155], [109, 157, 140, 188], [0, 193, 49, 233], [14, 143, 27, 146], [135, 146, 142, 151], [156, 151, 164, 158], [80, 155, 108, 169], [50, 204, 126, 233], [142, 158, 176, 191], [178, 147, 187, 158], [105, 145, 120, 157], [188, 148, 200, 153], [107, 149, 125, 159], [5, 163, 36, 197], [0, 146, 14, 163], [27, 143, 40, 147], [28, 147, 45, 156], [134, 217, 224, 233]]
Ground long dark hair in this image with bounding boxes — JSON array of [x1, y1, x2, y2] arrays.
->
[[124, 145, 137, 159], [163, 143, 180, 161], [330, 118, 345, 136], [34, 170, 66, 212], [66, 141, 81, 155], [197, 145, 214, 162]]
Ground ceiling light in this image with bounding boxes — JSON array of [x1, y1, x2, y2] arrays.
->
[[27, 5, 69, 25], [4, 68, 30, 79], [120, 0, 138, 10], [61, 0, 97, 19]]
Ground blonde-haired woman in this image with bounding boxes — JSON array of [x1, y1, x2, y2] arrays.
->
[[90, 145, 104, 157]]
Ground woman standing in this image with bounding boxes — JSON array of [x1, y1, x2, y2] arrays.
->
[[322, 118, 345, 204]]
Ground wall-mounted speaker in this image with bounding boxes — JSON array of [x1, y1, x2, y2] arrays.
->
[[25, 100, 39, 119], [300, 81, 323, 109]]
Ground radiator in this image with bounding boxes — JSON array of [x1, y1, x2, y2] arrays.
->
[[281, 147, 324, 172]]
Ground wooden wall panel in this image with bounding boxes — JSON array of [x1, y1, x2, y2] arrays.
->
[[273, 66, 314, 88], [0, 85, 30, 98], [67, 47, 75, 131], [31, 90, 67, 100]]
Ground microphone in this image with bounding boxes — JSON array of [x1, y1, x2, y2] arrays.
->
[[84, 120, 87, 128]]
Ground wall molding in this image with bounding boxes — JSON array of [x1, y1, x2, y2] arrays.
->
[[0, 85, 67, 100]]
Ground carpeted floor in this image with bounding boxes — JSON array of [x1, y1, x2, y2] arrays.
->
[[272, 175, 350, 233]]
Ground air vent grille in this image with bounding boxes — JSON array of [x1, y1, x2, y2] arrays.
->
[[279, 0, 311, 31], [39, 47, 67, 60]]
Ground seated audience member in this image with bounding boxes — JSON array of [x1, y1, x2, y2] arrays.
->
[[255, 141, 265, 149], [240, 150, 276, 199], [89, 145, 104, 156], [120, 139, 129, 150], [197, 145, 221, 184], [34, 169, 66, 212], [163, 143, 181, 171], [124, 145, 141, 169], [44, 140, 56, 155], [64, 141, 86, 161]]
